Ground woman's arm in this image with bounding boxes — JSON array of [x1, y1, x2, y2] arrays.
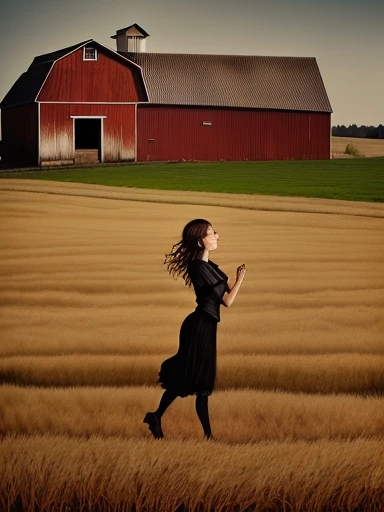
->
[[222, 264, 246, 307]]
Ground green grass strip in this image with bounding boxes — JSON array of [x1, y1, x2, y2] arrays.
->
[[1, 158, 383, 203]]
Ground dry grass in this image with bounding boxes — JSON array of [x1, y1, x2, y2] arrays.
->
[[1, 385, 384, 442], [1, 181, 384, 510], [1, 353, 383, 394], [1, 435, 384, 512], [332, 136, 384, 158]]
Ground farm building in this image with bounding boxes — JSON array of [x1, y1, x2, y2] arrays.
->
[[0, 23, 332, 167]]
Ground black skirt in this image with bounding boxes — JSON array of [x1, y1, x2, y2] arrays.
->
[[159, 310, 218, 397]]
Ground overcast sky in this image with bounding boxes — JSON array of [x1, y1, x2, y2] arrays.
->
[[0, 0, 383, 129]]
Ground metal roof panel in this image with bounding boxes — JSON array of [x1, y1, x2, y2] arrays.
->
[[126, 52, 332, 112]]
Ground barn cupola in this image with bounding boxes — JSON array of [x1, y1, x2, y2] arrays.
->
[[111, 23, 149, 53]]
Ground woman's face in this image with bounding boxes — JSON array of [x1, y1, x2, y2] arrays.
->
[[202, 225, 219, 251]]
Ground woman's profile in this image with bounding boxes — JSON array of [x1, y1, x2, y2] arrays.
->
[[144, 219, 246, 439]]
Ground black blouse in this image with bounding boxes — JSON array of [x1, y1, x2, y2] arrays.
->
[[188, 260, 229, 322]]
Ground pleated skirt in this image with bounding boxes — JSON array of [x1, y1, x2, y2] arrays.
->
[[158, 310, 218, 397]]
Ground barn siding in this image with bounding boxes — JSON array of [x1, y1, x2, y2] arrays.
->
[[137, 107, 331, 162], [1, 104, 38, 166], [39, 103, 135, 165], [37, 48, 143, 103], [309, 112, 331, 159]]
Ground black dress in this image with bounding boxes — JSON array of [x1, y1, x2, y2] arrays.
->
[[159, 260, 229, 397]]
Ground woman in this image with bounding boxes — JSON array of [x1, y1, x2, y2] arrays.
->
[[143, 219, 246, 439]]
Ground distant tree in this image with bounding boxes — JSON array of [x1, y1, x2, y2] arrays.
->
[[331, 124, 383, 139], [332, 125, 346, 136], [366, 126, 378, 138], [350, 124, 358, 137]]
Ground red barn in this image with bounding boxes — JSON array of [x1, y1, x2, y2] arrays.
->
[[1, 24, 332, 167]]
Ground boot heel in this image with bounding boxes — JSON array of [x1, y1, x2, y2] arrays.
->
[[143, 412, 164, 439]]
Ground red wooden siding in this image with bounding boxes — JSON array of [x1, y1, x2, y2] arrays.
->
[[1, 104, 38, 166], [37, 48, 143, 103], [309, 112, 331, 159], [137, 107, 331, 162], [39, 103, 135, 165]]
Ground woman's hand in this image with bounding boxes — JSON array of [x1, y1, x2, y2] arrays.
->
[[222, 264, 246, 308], [236, 263, 246, 282]]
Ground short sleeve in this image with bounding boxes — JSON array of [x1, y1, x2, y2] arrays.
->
[[189, 260, 225, 288]]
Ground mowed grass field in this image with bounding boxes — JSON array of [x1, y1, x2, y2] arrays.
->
[[1, 179, 384, 511], [1, 155, 383, 203]]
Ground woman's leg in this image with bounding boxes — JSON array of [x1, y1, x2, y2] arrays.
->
[[195, 394, 212, 438], [155, 389, 178, 418], [144, 389, 177, 439]]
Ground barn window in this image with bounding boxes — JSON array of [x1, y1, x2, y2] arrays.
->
[[83, 47, 98, 61], [202, 121, 212, 126]]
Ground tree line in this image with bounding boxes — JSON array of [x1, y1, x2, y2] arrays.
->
[[332, 124, 384, 139]]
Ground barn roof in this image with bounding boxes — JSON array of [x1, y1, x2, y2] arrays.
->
[[123, 52, 332, 113], [1, 41, 332, 114], [30, 40, 94, 67], [0, 41, 91, 107], [0, 40, 144, 108]]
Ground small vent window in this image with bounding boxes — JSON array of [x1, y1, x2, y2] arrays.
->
[[127, 36, 142, 52], [83, 47, 97, 61]]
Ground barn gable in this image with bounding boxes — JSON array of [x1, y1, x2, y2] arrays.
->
[[0, 41, 90, 108], [1, 40, 148, 108]]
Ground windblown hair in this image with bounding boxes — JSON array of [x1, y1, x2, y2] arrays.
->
[[164, 219, 211, 287]]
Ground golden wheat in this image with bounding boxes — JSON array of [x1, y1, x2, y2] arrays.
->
[[1, 353, 383, 394], [1, 182, 384, 511], [1, 186, 383, 365], [332, 136, 384, 157], [1, 303, 383, 358], [1, 385, 384, 442], [1, 435, 384, 512]]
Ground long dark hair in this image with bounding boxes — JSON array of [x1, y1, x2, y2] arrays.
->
[[164, 219, 211, 287]]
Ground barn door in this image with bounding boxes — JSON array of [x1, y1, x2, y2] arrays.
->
[[74, 118, 102, 165]]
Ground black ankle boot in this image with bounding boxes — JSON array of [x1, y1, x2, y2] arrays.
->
[[143, 412, 164, 439]]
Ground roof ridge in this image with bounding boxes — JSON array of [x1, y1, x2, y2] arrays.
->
[[126, 52, 316, 60]]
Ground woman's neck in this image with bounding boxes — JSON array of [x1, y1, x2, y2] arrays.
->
[[201, 249, 209, 262]]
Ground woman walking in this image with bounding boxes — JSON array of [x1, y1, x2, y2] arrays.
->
[[143, 219, 246, 439]]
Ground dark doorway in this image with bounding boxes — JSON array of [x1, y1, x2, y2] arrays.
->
[[74, 118, 101, 163]]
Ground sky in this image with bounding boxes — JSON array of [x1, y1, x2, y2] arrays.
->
[[0, 0, 383, 130]]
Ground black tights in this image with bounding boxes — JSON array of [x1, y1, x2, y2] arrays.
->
[[154, 389, 212, 438], [195, 394, 212, 438]]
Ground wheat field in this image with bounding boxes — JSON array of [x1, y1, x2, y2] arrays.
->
[[1, 179, 384, 511], [332, 136, 384, 157]]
